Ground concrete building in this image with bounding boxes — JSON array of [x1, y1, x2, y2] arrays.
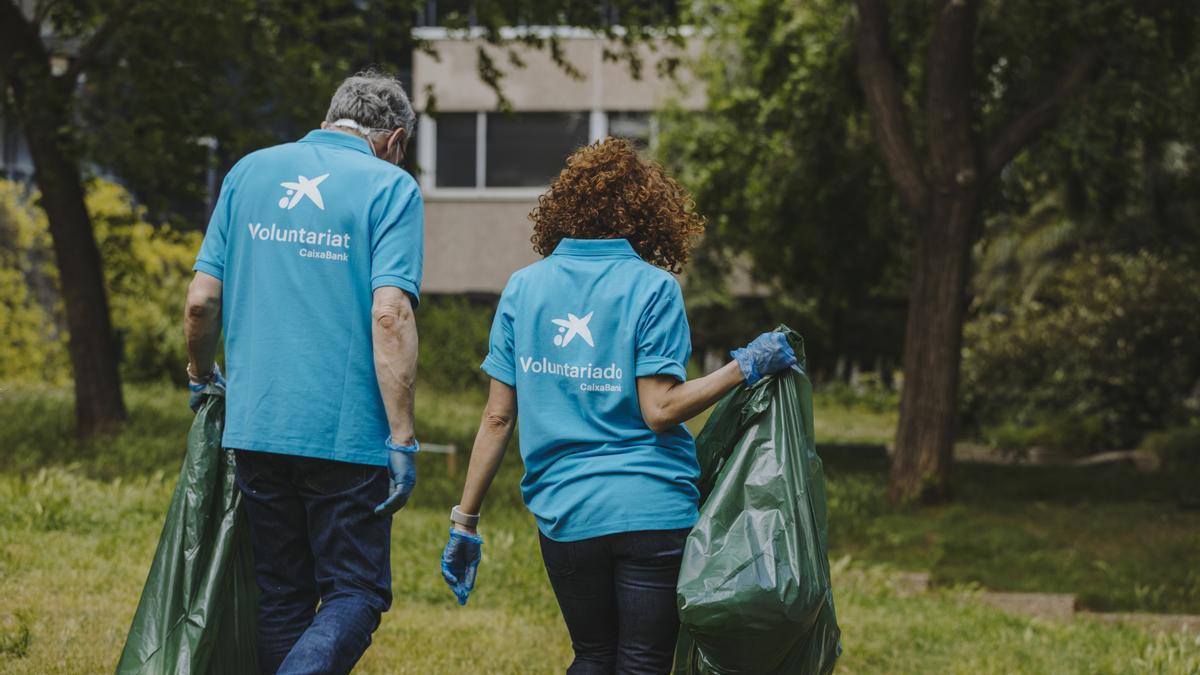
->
[[412, 26, 704, 295]]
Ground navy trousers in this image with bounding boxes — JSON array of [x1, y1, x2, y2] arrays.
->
[[234, 450, 392, 675], [539, 528, 690, 675]]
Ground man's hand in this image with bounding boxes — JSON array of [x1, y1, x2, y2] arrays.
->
[[374, 438, 418, 516], [188, 363, 226, 412], [185, 272, 223, 411], [441, 525, 483, 605]]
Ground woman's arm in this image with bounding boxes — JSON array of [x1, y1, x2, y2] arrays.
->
[[637, 361, 745, 433], [455, 378, 518, 530], [637, 332, 799, 432]]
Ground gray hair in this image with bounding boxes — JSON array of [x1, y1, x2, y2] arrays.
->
[[325, 70, 416, 141]]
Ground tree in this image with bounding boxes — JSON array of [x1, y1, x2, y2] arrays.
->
[[1, 0, 289, 435], [660, 0, 1197, 502], [2, 2, 130, 436], [1, 0, 683, 437]]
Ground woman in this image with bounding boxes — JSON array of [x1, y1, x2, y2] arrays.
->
[[439, 138, 796, 674]]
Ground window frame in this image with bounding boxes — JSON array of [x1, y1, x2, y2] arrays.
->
[[418, 109, 658, 201]]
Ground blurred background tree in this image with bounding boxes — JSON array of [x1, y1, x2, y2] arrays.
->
[[0, 0, 682, 437], [659, 0, 1200, 502]]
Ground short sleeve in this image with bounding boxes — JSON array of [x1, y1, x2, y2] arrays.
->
[[370, 175, 424, 307], [481, 278, 518, 386], [635, 276, 692, 381], [194, 167, 236, 280]]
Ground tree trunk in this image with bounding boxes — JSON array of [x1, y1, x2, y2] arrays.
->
[[888, 192, 977, 503], [3, 2, 127, 437], [855, 0, 1098, 503], [7, 59, 127, 436], [26, 126, 128, 436]]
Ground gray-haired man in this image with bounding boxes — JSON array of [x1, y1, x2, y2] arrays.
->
[[184, 70, 423, 674]]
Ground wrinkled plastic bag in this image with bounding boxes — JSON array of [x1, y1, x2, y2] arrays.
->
[[675, 327, 841, 674], [116, 385, 259, 674]]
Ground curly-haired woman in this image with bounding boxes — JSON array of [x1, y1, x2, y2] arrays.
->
[[439, 138, 796, 674]]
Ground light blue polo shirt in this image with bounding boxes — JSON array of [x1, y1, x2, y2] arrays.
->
[[194, 129, 423, 466], [482, 238, 700, 541]]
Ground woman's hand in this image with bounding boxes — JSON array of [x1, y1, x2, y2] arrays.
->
[[731, 332, 798, 386], [441, 526, 483, 605], [443, 379, 516, 605]]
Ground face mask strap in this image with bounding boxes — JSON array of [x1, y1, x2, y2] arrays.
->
[[331, 118, 383, 158]]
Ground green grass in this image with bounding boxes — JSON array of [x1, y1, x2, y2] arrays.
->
[[1, 469, 1198, 674], [684, 391, 898, 445], [0, 383, 1198, 673], [824, 463, 1200, 614]]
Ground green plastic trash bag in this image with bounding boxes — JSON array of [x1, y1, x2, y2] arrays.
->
[[116, 385, 259, 674], [675, 327, 841, 674]]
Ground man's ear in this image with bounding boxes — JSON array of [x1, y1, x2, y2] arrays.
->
[[389, 128, 407, 154], [320, 121, 329, 129]]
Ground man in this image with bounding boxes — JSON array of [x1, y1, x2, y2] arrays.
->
[[184, 70, 423, 674]]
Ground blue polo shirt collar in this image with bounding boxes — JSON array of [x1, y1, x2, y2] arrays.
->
[[298, 129, 373, 156], [552, 238, 640, 258]]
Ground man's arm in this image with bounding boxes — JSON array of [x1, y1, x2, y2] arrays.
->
[[372, 286, 418, 444], [185, 271, 223, 377]]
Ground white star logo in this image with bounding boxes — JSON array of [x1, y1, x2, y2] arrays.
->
[[552, 311, 595, 348], [278, 173, 330, 210]]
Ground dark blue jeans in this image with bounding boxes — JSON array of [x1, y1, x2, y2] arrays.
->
[[234, 450, 392, 675], [539, 528, 689, 675]]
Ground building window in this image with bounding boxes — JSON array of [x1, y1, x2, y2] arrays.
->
[[425, 110, 650, 192], [607, 111, 653, 150], [485, 112, 589, 187], [434, 113, 478, 187]]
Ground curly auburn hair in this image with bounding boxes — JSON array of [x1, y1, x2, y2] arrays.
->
[[529, 137, 706, 274]]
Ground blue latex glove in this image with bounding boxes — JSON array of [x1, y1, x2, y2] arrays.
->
[[731, 332, 798, 386], [374, 438, 418, 516], [441, 526, 483, 606], [188, 363, 226, 412]]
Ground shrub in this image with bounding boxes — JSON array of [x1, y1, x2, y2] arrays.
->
[[1140, 424, 1200, 497], [0, 179, 201, 384], [89, 181, 202, 384], [0, 183, 66, 382], [415, 295, 495, 393], [818, 377, 899, 415], [961, 250, 1200, 453]]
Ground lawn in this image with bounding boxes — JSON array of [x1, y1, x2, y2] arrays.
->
[[0, 383, 1198, 673]]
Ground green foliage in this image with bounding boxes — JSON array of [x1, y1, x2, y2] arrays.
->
[[661, 0, 1200, 459], [962, 251, 1200, 452], [1141, 425, 1200, 472], [0, 179, 202, 384], [818, 379, 901, 416], [415, 296, 495, 393], [0, 183, 65, 383], [0, 611, 32, 659], [973, 192, 1083, 308], [12, 0, 690, 218], [1140, 424, 1200, 499], [90, 182, 203, 384], [657, 0, 908, 361]]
